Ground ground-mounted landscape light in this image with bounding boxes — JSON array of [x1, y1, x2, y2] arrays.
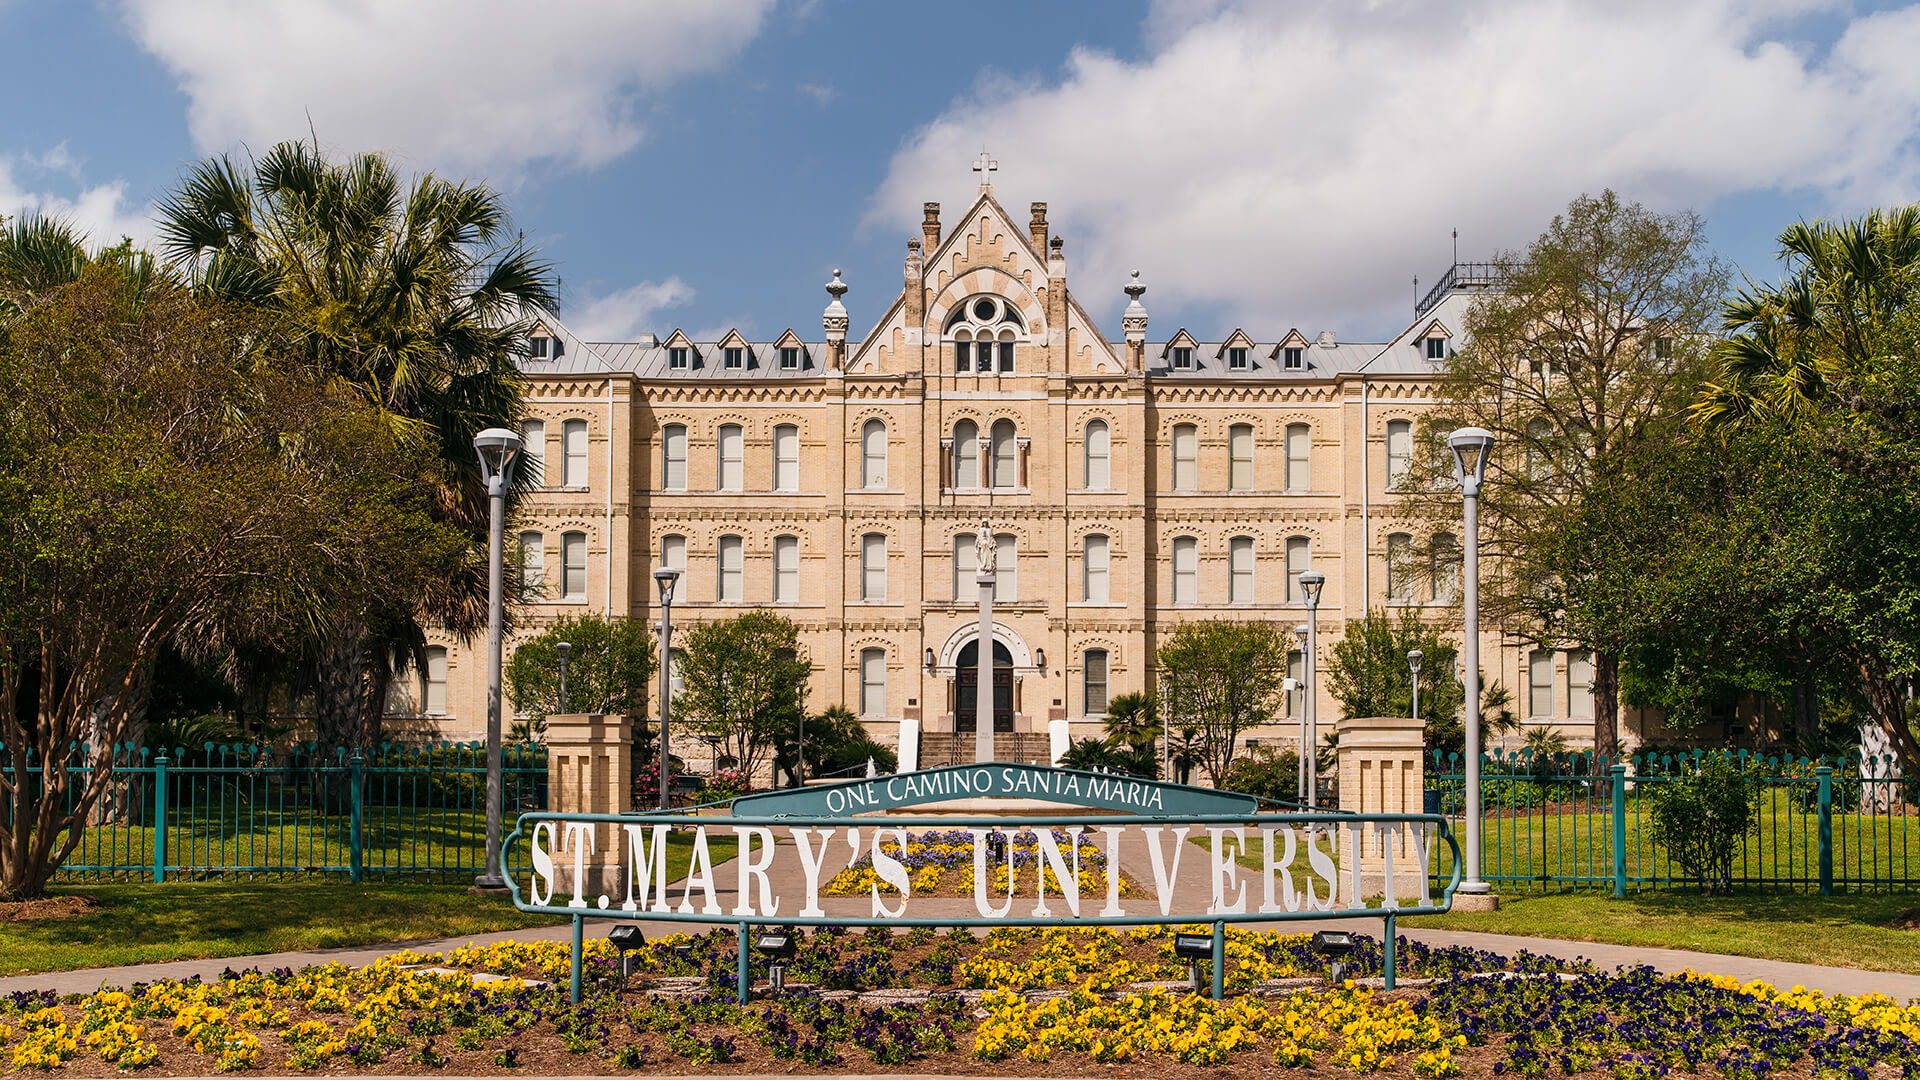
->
[[754, 930, 797, 992], [607, 924, 644, 980], [672, 942, 695, 967], [1311, 930, 1356, 984], [1173, 933, 1213, 993]]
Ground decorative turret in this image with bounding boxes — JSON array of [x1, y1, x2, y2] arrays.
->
[[823, 268, 849, 371], [1122, 270, 1148, 372]]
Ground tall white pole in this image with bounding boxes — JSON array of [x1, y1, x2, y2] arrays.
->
[[657, 598, 673, 810], [1461, 465, 1487, 893], [976, 578, 994, 763], [1305, 614, 1319, 807], [475, 463, 509, 890]]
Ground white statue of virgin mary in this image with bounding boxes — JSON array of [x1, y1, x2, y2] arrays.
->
[[973, 520, 997, 575]]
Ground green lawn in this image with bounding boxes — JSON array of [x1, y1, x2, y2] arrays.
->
[[1398, 890, 1920, 975], [4, 832, 735, 974]]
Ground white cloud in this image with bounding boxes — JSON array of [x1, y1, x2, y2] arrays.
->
[[870, 0, 1920, 339], [0, 147, 154, 249], [569, 277, 696, 342], [119, 0, 776, 175]]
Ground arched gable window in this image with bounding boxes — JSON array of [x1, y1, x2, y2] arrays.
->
[[947, 295, 1025, 374]]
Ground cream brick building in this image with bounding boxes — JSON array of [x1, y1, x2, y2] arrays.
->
[[405, 177, 1639, 772]]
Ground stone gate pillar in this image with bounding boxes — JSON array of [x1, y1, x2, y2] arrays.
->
[[545, 713, 631, 899], [1335, 714, 1427, 906]]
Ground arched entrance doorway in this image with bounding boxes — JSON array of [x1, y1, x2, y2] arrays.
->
[[955, 639, 1014, 733]]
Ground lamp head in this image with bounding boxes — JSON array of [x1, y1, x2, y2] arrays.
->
[[1298, 569, 1325, 608], [607, 924, 644, 952], [1311, 930, 1355, 958], [753, 931, 797, 959], [925, 647, 936, 669], [472, 427, 524, 489], [556, 642, 571, 663], [653, 566, 682, 604], [1282, 677, 1299, 692], [1448, 427, 1496, 489], [1034, 648, 1045, 670], [1172, 933, 1214, 960], [1407, 649, 1423, 675]]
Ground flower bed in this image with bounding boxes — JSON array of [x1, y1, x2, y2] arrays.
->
[[821, 828, 1139, 898], [0, 927, 1914, 1076]]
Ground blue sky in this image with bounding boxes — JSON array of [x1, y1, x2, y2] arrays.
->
[[5, 1, 1920, 344]]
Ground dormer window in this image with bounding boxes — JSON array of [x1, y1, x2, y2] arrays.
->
[[1228, 347, 1248, 370], [780, 347, 800, 369], [529, 337, 549, 360], [669, 347, 689, 370], [724, 347, 744, 369], [1283, 347, 1303, 370], [1654, 337, 1674, 359], [1171, 347, 1194, 370], [1426, 336, 1447, 360]]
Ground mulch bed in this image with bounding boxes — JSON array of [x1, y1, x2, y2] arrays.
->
[[0, 895, 97, 922]]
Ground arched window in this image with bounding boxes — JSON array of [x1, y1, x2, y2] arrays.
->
[[953, 534, 971, 601], [517, 531, 544, 601], [424, 647, 448, 715], [717, 424, 743, 491], [773, 424, 799, 492], [661, 424, 687, 491], [1229, 424, 1255, 491], [1083, 533, 1110, 604], [861, 418, 887, 489], [717, 534, 743, 601], [953, 420, 979, 489], [1171, 423, 1198, 491], [1431, 532, 1460, 601], [1285, 423, 1311, 491], [519, 419, 546, 486], [773, 534, 799, 603], [561, 531, 587, 599], [1386, 419, 1412, 490], [1084, 419, 1111, 489], [989, 419, 1017, 489], [860, 648, 886, 717], [659, 534, 686, 579], [562, 419, 589, 487], [861, 532, 887, 602], [1084, 649, 1110, 716], [1386, 532, 1413, 601], [947, 295, 1025, 374], [1172, 536, 1197, 604], [1230, 536, 1255, 603], [1285, 536, 1310, 602]]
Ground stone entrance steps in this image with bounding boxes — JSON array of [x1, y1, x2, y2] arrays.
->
[[915, 731, 1052, 769]]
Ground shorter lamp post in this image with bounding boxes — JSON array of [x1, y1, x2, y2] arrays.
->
[[556, 641, 571, 715], [1282, 676, 1302, 799], [1408, 649, 1423, 722], [471, 427, 522, 891], [653, 567, 682, 812], [1293, 623, 1310, 801], [1448, 426, 1497, 896], [1298, 571, 1326, 808]]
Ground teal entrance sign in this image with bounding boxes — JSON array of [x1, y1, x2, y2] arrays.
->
[[730, 763, 1258, 818]]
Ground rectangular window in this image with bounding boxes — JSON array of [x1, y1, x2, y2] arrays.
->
[[424, 647, 448, 715], [1386, 420, 1412, 490], [1567, 651, 1594, 719], [562, 531, 586, 599], [724, 346, 744, 369], [861, 533, 886, 602], [1084, 649, 1109, 715], [780, 346, 801, 369], [1286, 423, 1311, 491], [953, 340, 971, 372], [1529, 649, 1555, 718], [518, 531, 544, 601], [993, 533, 1018, 603], [1386, 533, 1412, 600], [669, 346, 689, 369], [1228, 347, 1248, 370], [1084, 420, 1111, 489], [952, 423, 979, 488], [662, 424, 687, 490], [1172, 536, 1197, 604], [1283, 346, 1304, 370], [529, 337, 549, 360], [1171, 424, 1197, 491], [718, 535, 743, 601], [862, 420, 888, 488], [1654, 337, 1673, 360], [773, 424, 800, 492], [1285, 536, 1309, 602], [1083, 534, 1110, 604], [1171, 346, 1194, 369], [998, 341, 1014, 372], [1229, 424, 1254, 490], [860, 648, 886, 717], [518, 419, 545, 486], [774, 535, 799, 603], [1427, 336, 1447, 360], [1230, 536, 1255, 603], [660, 534, 685, 574], [954, 535, 973, 601], [717, 424, 743, 491], [562, 419, 588, 488]]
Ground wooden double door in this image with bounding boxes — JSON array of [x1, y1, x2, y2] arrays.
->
[[955, 639, 1014, 733]]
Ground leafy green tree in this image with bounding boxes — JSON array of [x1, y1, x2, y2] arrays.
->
[[1156, 620, 1290, 786], [0, 267, 462, 896], [1322, 611, 1518, 755], [505, 614, 656, 741], [155, 141, 557, 752], [770, 704, 897, 786], [1412, 191, 1728, 757], [675, 613, 811, 783]]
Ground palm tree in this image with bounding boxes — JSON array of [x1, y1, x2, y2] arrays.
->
[[156, 141, 557, 751]]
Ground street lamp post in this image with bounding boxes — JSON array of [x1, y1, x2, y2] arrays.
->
[[653, 567, 682, 812], [1298, 571, 1325, 808], [556, 642, 571, 715], [471, 427, 523, 891], [1293, 624, 1309, 800], [1449, 426, 1497, 897], [1408, 649, 1424, 722]]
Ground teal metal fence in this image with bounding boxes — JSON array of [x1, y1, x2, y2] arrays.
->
[[6, 742, 547, 884], [1426, 749, 1917, 894]]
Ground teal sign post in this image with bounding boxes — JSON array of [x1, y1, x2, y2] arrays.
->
[[504, 766, 1458, 1005]]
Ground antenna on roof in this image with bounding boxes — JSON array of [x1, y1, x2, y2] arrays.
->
[[1412, 274, 1419, 311], [1452, 228, 1458, 268]]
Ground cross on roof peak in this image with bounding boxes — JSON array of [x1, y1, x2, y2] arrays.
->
[[972, 150, 998, 187]]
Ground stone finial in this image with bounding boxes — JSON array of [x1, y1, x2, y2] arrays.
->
[[824, 269, 849, 370], [1047, 234, 1065, 278], [922, 203, 942, 251], [1122, 270, 1148, 372], [1029, 202, 1049, 251]]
